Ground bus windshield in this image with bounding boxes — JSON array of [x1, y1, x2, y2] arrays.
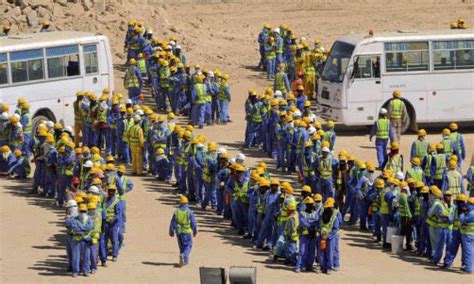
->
[[321, 41, 355, 83]]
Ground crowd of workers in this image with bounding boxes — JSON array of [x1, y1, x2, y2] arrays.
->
[[0, 19, 473, 278], [122, 19, 231, 129]]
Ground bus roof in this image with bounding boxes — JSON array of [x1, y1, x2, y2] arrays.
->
[[338, 29, 474, 45], [0, 31, 106, 51]]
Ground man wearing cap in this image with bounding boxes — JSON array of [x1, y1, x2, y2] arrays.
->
[[114, 164, 133, 245], [232, 163, 250, 235], [202, 142, 218, 210], [387, 90, 407, 142], [444, 160, 464, 200], [245, 90, 264, 148], [102, 184, 122, 263], [278, 201, 299, 266], [316, 146, 338, 200], [169, 196, 198, 267], [124, 59, 143, 105], [449, 122, 466, 168], [431, 143, 449, 189], [370, 108, 395, 169], [65, 200, 87, 277], [296, 197, 318, 272], [319, 197, 342, 274], [385, 142, 403, 174], [127, 115, 144, 175], [7, 149, 30, 179], [459, 197, 474, 273], [355, 163, 376, 231], [256, 179, 281, 250], [443, 194, 468, 269], [410, 129, 430, 162], [428, 188, 453, 263]]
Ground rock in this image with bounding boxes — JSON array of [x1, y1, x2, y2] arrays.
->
[[37, 6, 51, 19], [169, 26, 177, 33], [54, 0, 67, 7], [94, 0, 106, 13], [82, 0, 93, 11], [23, 7, 39, 27], [30, 0, 53, 9]]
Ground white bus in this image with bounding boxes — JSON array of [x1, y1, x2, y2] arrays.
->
[[317, 29, 474, 132], [0, 31, 114, 130]]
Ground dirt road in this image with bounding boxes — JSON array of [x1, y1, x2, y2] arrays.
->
[[2, 1, 474, 283]]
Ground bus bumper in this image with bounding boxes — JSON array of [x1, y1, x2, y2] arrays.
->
[[315, 104, 344, 122]]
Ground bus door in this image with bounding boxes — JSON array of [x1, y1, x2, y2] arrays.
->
[[346, 54, 382, 122], [81, 44, 102, 94]]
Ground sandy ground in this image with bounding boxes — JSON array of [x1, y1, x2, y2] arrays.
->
[[2, 1, 474, 283]]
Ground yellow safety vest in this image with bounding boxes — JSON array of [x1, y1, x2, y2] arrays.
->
[[390, 99, 403, 119], [434, 154, 446, 180], [105, 195, 120, 223], [175, 209, 192, 234], [376, 118, 389, 139], [194, 83, 206, 105], [319, 157, 332, 180]]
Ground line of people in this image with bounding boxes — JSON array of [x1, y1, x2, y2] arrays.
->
[[123, 19, 231, 128]]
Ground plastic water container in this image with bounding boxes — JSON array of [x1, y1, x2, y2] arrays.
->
[[391, 235, 404, 254], [386, 226, 399, 244]]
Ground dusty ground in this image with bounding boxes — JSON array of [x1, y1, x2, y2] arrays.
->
[[2, 1, 474, 283]]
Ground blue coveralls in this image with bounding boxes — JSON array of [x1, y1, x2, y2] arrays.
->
[[103, 194, 123, 260], [7, 156, 30, 178], [202, 152, 218, 209], [192, 149, 205, 203], [319, 209, 342, 273], [369, 119, 395, 168], [0, 151, 16, 172], [296, 210, 318, 271], [256, 189, 281, 248], [169, 204, 198, 265], [459, 204, 474, 273], [247, 185, 259, 238]]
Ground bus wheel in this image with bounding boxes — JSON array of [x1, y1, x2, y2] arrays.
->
[[32, 111, 55, 134], [401, 106, 416, 134]]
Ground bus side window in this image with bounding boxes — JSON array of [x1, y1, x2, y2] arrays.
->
[[0, 53, 7, 85], [433, 40, 474, 71], [10, 49, 44, 83], [46, 45, 80, 78], [83, 45, 98, 74], [354, 56, 380, 79]]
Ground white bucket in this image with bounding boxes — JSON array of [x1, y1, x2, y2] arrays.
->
[[386, 226, 399, 244], [391, 235, 404, 254]]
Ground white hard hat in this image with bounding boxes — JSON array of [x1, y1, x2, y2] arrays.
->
[[126, 99, 133, 104], [88, 186, 100, 194], [321, 147, 330, 153], [65, 199, 77, 208], [308, 126, 316, 135], [207, 71, 214, 77], [197, 143, 204, 149], [293, 110, 302, 118], [64, 126, 73, 133], [13, 113, 20, 120], [300, 36, 306, 42], [155, 46, 163, 51], [175, 45, 182, 50], [169, 41, 176, 46], [147, 29, 153, 34], [1, 112, 8, 120], [16, 123, 22, 130], [46, 121, 54, 128], [84, 160, 93, 168], [229, 158, 236, 164], [395, 171, 404, 180], [217, 147, 227, 155], [274, 90, 283, 98], [236, 153, 246, 162], [379, 108, 388, 115], [134, 114, 141, 121], [136, 109, 144, 116], [274, 28, 280, 34]]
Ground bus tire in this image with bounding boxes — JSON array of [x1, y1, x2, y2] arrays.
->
[[32, 109, 56, 134], [401, 102, 417, 134]]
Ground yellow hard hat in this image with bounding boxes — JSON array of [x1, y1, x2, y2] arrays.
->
[[367, 163, 375, 172], [448, 160, 457, 170], [106, 164, 115, 171], [376, 179, 385, 188], [302, 185, 312, 193], [13, 149, 22, 157], [41, 19, 49, 26], [91, 146, 100, 155], [74, 195, 84, 203], [442, 128, 451, 136], [469, 197, 474, 205], [183, 131, 192, 140], [314, 193, 323, 202], [420, 186, 429, 193], [108, 183, 117, 190], [157, 148, 165, 155], [418, 129, 427, 136], [412, 157, 421, 166], [304, 140, 313, 148], [456, 193, 467, 202], [406, 178, 415, 184], [286, 202, 296, 211], [430, 186, 442, 197], [326, 120, 335, 128], [304, 101, 311, 107], [92, 177, 102, 185], [87, 202, 97, 210], [116, 164, 125, 173], [436, 143, 444, 150], [78, 203, 88, 212], [286, 93, 295, 101], [444, 190, 452, 196], [304, 197, 314, 204], [323, 197, 335, 208], [186, 125, 194, 132], [391, 142, 400, 150], [270, 178, 280, 186], [168, 112, 175, 120], [415, 181, 424, 188], [129, 58, 137, 65], [208, 142, 217, 152], [179, 195, 189, 204], [259, 178, 270, 187], [392, 89, 401, 98]]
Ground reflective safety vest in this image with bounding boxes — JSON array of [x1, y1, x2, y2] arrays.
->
[[128, 124, 143, 145], [414, 140, 429, 159], [386, 154, 402, 174], [414, 197, 421, 216], [112, 175, 129, 201], [90, 215, 102, 244], [390, 99, 403, 119], [265, 43, 276, 60], [424, 154, 434, 178], [450, 132, 463, 156], [438, 203, 454, 230], [74, 100, 87, 122], [323, 130, 334, 144], [105, 195, 120, 223], [97, 108, 107, 123], [380, 188, 390, 215], [434, 154, 447, 180], [160, 67, 170, 88], [446, 170, 462, 197], [296, 132, 304, 154], [152, 129, 167, 150], [469, 166, 474, 191], [203, 154, 216, 183], [62, 158, 74, 176], [376, 118, 390, 139], [73, 217, 91, 241], [442, 138, 454, 156], [284, 212, 300, 241], [217, 83, 229, 101], [234, 179, 249, 203], [371, 191, 381, 213], [275, 72, 288, 93], [22, 111, 32, 134], [194, 83, 206, 105], [125, 68, 140, 89], [137, 58, 147, 74], [122, 118, 133, 142], [460, 217, 474, 235], [251, 104, 262, 123], [299, 211, 317, 235], [321, 209, 339, 236], [407, 167, 423, 182], [427, 200, 445, 228], [398, 193, 411, 217], [176, 142, 190, 165], [319, 157, 332, 180], [175, 208, 192, 234], [303, 154, 315, 177]]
